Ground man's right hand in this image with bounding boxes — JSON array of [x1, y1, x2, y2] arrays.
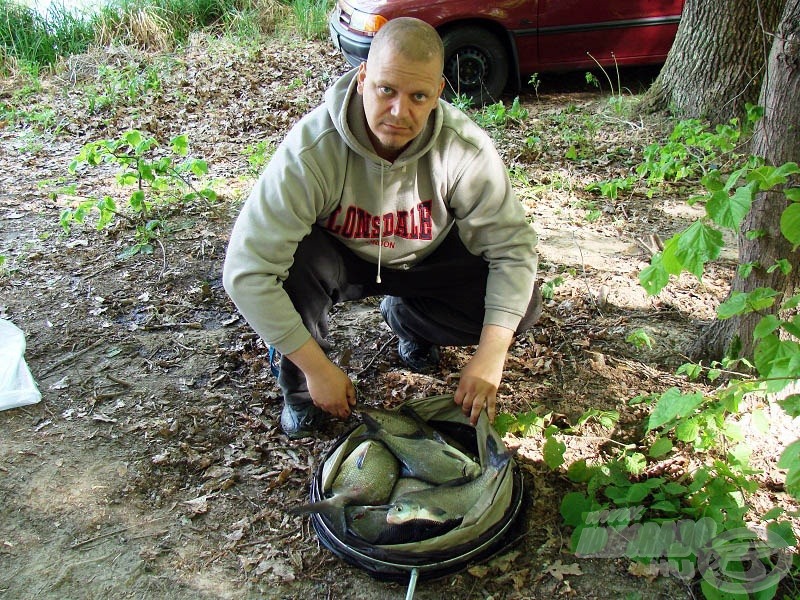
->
[[285, 338, 356, 419]]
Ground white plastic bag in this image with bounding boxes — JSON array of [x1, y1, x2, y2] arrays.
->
[[0, 319, 42, 411]]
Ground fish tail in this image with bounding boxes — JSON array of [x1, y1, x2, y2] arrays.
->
[[289, 496, 349, 536], [288, 495, 346, 518]]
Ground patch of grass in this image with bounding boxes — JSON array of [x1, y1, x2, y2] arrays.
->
[[0, 0, 96, 71], [0, 0, 331, 72]]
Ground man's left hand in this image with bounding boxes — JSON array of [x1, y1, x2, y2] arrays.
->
[[454, 324, 514, 425]]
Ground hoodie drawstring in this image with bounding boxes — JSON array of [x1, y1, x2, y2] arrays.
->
[[376, 167, 384, 284]]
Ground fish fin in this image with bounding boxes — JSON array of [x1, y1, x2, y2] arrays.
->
[[354, 441, 370, 469]]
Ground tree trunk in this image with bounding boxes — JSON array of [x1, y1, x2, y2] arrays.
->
[[687, 0, 800, 361], [639, 0, 784, 123]]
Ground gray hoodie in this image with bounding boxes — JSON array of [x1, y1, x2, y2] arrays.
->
[[223, 69, 538, 356]]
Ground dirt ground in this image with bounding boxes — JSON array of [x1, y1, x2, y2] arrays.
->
[[1, 35, 797, 599]]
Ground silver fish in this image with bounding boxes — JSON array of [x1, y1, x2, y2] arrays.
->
[[290, 439, 399, 531], [356, 412, 482, 485], [358, 405, 445, 440], [386, 436, 510, 526]]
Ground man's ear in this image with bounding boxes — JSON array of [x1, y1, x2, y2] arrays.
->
[[356, 62, 367, 94], [438, 76, 446, 98]]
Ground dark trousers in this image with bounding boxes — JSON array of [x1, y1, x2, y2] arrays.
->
[[278, 226, 541, 406]]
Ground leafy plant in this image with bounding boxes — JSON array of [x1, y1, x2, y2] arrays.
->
[[242, 139, 275, 175], [473, 97, 528, 129], [625, 329, 653, 350], [84, 62, 163, 113], [510, 110, 800, 599], [60, 130, 217, 257]]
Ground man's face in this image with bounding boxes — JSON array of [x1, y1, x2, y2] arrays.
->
[[357, 49, 445, 161]]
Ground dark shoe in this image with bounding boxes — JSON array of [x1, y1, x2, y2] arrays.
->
[[397, 338, 440, 373], [280, 402, 325, 439]]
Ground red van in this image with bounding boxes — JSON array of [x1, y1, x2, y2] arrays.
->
[[329, 0, 685, 104]]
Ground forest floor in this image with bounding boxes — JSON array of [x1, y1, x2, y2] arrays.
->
[[0, 35, 797, 599]]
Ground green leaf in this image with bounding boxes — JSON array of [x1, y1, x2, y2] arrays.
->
[[649, 500, 679, 513], [560, 491, 597, 527], [706, 183, 754, 229], [660, 234, 683, 275], [649, 437, 673, 458], [566, 459, 594, 483], [647, 388, 704, 431], [748, 161, 800, 190], [754, 314, 781, 339], [639, 257, 670, 295], [171, 134, 189, 156], [543, 436, 566, 469], [674, 221, 723, 278], [786, 186, 800, 201], [717, 288, 778, 319], [493, 413, 515, 436], [754, 334, 800, 392], [623, 452, 647, 475], [767, 520, 796, 547], [676, 362, 702, 379], [129, 189, 146, 212], [675, 419, 701, 442], [778, 394, 800, 418], [123, 130, 142, 148], [189, 159, 208, 177], [780, 202, 800, 247]]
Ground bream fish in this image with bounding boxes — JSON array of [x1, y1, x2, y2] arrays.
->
[[355, 412, 482, 485]]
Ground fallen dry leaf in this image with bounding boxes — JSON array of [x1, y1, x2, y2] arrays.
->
[[546, 559, 583, 581]]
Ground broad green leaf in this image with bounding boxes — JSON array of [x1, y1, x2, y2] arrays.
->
[[706, 183, 754, 229], [736, 261, 754, 278], [171, 134, 189, 156], [543, 436, 566, 469], [647, 388, 704, 430], [649, 436, 673, 458], [780, 202, 800, 247], [766, 520, 796, 547], [675, 221, 723, 278], [566, 459, 594, 483], [786, 186, 800, 201], [675, 418, 701, 442], [560, 491, 596, 527], [717, 288, 778, 319], [778, 394, 800, 417], [639, 258, 670, 295], [649, 500, 679, 513], [190, 159, 209, 177], [130, 189, 146, 212], [753, 315, 780, 339], [700, 170, 725, 192], [660, 234, 683, 275], [754, 334, 800, 392], [123, 130, 142, 148], [748, 161, 799, 190], [623, 452, 647, 475], [777, 440, 800, 497], [492, 413, 515, 436], [676, 362, 702, 379]]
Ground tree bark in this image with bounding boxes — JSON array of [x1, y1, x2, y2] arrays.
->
[[639, 0, 784, 123], [687, 0, 800, 361]]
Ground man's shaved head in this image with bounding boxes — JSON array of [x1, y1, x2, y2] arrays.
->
[[367, 17, 444, 74]]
